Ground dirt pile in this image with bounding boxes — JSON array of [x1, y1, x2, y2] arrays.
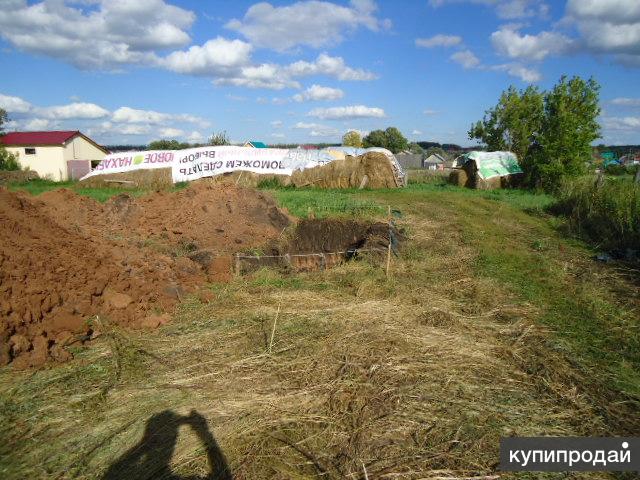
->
[[0, 184, 291, 367]]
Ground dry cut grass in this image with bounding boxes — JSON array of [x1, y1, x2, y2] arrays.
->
[[1, 202, 633, 480]]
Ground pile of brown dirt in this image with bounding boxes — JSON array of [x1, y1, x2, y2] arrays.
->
[[0, 184, 291, 368]]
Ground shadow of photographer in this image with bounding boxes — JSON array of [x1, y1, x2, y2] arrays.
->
[[102, 409, 232, 480]]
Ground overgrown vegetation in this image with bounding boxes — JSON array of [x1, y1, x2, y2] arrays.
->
[[469, 76, 601, 191], [552, 175, 640, 252], [0, 108, 20, 171]]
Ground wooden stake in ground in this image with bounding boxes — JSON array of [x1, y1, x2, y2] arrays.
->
[[268, 298, 282, 354]]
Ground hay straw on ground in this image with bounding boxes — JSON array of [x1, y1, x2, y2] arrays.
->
[[0, 203, 627, 480]]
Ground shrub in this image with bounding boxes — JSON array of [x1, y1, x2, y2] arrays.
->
[[0, 148, 20, 171], [552, 176, 640, 252]]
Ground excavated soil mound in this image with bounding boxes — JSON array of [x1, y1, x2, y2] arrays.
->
[[0, 184, 291, 368]]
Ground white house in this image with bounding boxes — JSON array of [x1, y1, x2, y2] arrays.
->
[[0, 130, 108, 181]]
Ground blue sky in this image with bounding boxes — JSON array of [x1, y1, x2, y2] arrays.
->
[[1, 0, 639, 146]]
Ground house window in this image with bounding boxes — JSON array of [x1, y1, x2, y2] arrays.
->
[[25, 148, 36, 155]]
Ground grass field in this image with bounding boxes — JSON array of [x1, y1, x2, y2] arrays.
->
[[1, 179, 638, 479]]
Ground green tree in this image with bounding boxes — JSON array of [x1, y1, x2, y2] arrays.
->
[[408, 142, 424, 155], [533, 76, 600, 191], [468, 85, 543, 164], [384, 127, 409, 153], [342, 130, 362, 147], [209, 130, 230, 146], [148, 139, 190, 150], [469, 76, 600, 191], [0, 108, 20, 171], [362, 129, 387, 149], [363, 127, 409, 153]]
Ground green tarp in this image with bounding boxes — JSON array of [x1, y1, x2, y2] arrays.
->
[[463, 151, 522, 180]]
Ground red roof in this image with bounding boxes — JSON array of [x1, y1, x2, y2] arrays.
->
[[0, 131, 79, 146]]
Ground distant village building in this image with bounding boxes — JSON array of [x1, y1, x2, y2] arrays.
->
[[423, 153, 445, 170], [243, 141, 268, 148], [395, 153, 423, 169], [0, 130, 108, 181]]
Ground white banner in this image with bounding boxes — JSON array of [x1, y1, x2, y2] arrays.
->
[[82, 145, 404, 184], [82, 150, 175, 179]]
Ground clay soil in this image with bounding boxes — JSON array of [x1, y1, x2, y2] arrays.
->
[[0, 183, 291, 368]]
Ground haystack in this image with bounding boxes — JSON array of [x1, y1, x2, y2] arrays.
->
[[80, 168, 173, 189], [290, 152, 402, 189]]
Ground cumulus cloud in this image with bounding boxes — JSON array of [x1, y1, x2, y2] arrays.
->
[[292, 84, 344, 102], [225, 0, 391, 51], [158, 127, 185, 137], [111, 107, 209, 128], [308, 105, 385, 120], [39, 102, 110, 120], [491, 25, 573, 61], [450, 50, 480, 68], [0, 93, 32, 113], [611, 97, 640, 107], [491, 63, 541, 82], [270, 120, 283, 127], [601, 115, 640, 131], [415, 35, 462, 48], [24, 118, 54, 130], [286, 53, 377, 81], [294, 121, 326, 129], [160, 37, 253, 75], [0, 0, 195, 69], [428, 0, 549, 20], [566, 0, 640, 66], [412, 129, 423, 135]]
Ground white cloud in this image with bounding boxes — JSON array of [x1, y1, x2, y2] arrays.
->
[[601, 116, 640, 130], [566, 0, 640, 67], [294, 121, 326, 129], [112, 107, 209, 127], [270, 132, 285, 138], [0, 93, 32, 113], [415, 35, 462, 48], [158, 127, 184, 137], [292, 84, 344, 102], [429, 0, 549, 20], [308, 105, 385, 120], [226, 94, 248, 101], [412, 129, 423, 135], [611, 97, 640, 107], [225, 0, 391, 51], [24, 118, 53, 130], [186, 131, 205, 142], [160, 37, 253, 76], [286, 53, 377, 81], [39, 102, 110, 120], [491, 63, 541, 82], [423, 109, 438, 115], [271, 120, 283, 127], [0, 0, 195, 69], [310, 128, 339, 137], [491, 26, 573, 61], [450, 50, 480, 68], [215, 63, 300, 90]]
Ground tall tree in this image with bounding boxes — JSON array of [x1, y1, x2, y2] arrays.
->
[[209, 131, 230, 146], [384, 127, 409, 153], [362, 127, 409, 153], [342, 130, 362, 147], [362, 129, 387, 149], [469, 76, 600, 191], [534, 76, 600, 191]]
